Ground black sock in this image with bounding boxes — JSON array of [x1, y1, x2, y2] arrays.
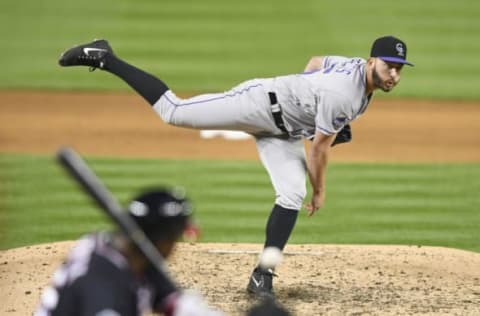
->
[[263, 204, 298, 251], [104, 54, 169, 106]]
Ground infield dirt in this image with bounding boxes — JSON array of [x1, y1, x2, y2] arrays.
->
[[1, 91, 480, 162], [1, 91, 480, 315]]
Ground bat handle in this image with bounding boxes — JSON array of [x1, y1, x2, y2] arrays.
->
[[56, 146, 179, 291]]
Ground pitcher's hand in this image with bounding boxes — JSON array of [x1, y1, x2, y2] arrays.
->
[[304, 191, 325, 216]]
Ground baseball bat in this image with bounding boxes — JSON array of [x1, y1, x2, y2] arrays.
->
[[56, 146, 178, 290]]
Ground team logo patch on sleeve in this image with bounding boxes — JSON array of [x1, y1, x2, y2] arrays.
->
[[333, 114, 348, 130]]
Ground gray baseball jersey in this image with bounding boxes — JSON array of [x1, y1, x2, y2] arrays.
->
[[153, 56, 371, 209]]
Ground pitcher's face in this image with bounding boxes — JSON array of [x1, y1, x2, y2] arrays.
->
[[371, 58, 403, 92]]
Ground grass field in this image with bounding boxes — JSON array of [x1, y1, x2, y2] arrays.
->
[[1, 0, 480, 99], [1, 153, 479, 252]]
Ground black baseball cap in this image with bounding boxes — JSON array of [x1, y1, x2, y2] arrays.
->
[[370, 36, 414, 66], [127, 188, 192, 242]]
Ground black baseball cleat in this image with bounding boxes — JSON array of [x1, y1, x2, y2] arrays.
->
[[247, 267, 277, 298], [59, 39, 113, 70]]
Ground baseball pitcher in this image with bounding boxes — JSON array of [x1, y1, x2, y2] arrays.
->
[[57, 35, 413, 297]]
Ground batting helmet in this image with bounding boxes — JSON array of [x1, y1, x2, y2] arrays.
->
[[127, 188, 192, 242]]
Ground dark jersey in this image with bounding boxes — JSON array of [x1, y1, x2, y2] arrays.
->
[[35, 233, 170, 316]]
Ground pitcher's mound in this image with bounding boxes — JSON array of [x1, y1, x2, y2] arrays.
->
[[1, 242, 479, 315]]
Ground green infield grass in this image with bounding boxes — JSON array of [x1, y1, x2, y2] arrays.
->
[[1, 153, 478, 252], [1, 0, 480, 99]]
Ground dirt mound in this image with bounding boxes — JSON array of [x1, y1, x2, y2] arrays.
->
[[1, 242, 479, 315]]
